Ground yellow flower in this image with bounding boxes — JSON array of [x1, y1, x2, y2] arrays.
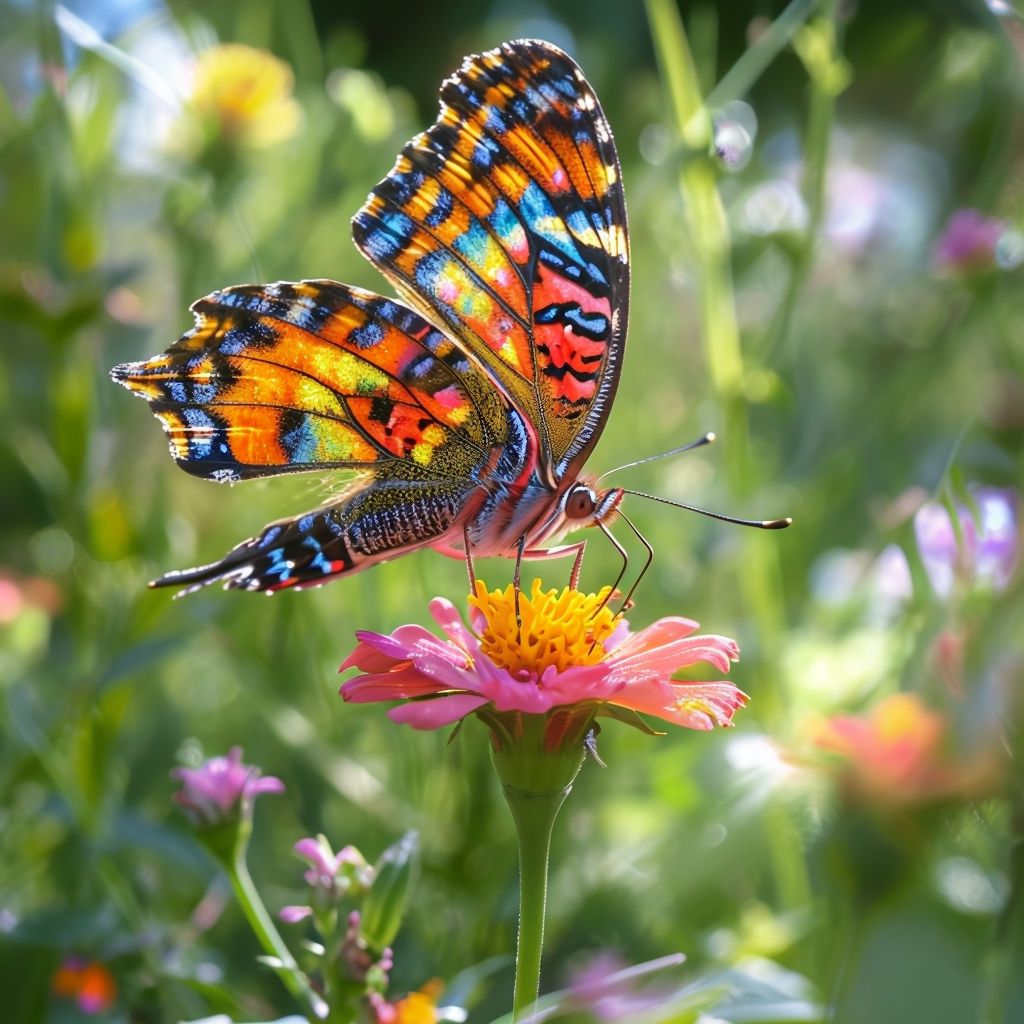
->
[[190, 43, 301, 148]]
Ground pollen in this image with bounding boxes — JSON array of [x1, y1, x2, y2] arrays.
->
[[469, 579, 619, 675]]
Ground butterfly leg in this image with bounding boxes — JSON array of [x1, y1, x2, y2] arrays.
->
[[513, 534, 527, 636], [595, 520, 629, 616], [569, 542, 586, 592], [463, 523, 477, 595], [615, 510, 654, 612]]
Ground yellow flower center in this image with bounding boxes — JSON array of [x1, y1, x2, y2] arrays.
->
[[470, 579, 619, 675]]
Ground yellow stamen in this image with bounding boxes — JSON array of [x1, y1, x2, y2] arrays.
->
[[470, 579, 619, 675]]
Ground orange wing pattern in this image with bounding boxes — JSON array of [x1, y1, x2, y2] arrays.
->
[[111, 280, 508, 483], [352, 39, 629, 481]]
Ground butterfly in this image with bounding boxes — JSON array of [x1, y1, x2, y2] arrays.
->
[[110, 39, 631, 595]]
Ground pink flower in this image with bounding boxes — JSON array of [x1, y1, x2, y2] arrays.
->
[[340, 581, 746, 734], [934, 209, 1007, 273], [294, 835, 366, 890], [172, 746, 284, 826], [279, 836, 370, 924]]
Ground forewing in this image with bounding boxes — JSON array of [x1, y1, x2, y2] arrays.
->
[[352, 39, 629, 481], [110, 280, 507, 483]]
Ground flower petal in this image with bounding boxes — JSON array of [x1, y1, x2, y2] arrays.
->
[[612, 680, 749, 730], [387, 694, 488, 729], [609, 616, 700, 658], [340, 670, 450, 703], [610, 632, 739, 677], [429, 595, 482, 656], [279, 904, 314, 923]]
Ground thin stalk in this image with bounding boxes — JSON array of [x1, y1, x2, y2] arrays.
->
[[503, 784, 571, 1020], [763, 0, 842, 360], [227, 852, 328, 1021]]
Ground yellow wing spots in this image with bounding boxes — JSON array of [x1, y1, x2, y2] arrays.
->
[[422, 423, 446, 446], [445, 402, 471, 426], [499, 336, 522, 370], [411, 442, 434, 466], [325, 352, 390, 397], [604, 162, 618, 185], [567, 222, 603, 250]]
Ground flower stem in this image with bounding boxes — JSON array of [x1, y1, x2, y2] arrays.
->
[[503, 782, 571, 1020], [226, 852, 328, 1021]]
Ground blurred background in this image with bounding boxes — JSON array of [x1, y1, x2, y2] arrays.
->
[[2, 0, 1023, 1021]]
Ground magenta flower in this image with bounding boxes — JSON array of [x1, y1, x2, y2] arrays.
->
[[934, 209, 1006, 272], [914, 487, 1018, 597], [172, 746, 284, 826], [279, 835, 370, 924], [340, 581, 746, 734]]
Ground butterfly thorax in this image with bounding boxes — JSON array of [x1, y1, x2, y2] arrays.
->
[[467, 470, 624, 557]]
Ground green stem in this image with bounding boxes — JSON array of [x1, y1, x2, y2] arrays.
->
[[504, 783, 571, 1020], [226, 852, 328, 1022], [762, 0, 841, 361]]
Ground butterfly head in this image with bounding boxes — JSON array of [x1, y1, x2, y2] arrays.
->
[[561, 482, 624, 528]]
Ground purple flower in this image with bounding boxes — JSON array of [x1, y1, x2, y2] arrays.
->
[[934, 209, 1006, 273], [914, 487, 1018, 597], [172, 746, 284, 826]]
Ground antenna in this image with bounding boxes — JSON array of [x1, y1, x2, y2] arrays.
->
[[621, 489, 792, 530], [596, 432, 716, 484]]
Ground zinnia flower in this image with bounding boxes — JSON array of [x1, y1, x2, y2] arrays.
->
[[340, 580, 746, 736], [172, 746, 284, 827], [52, 957, 117, 1015]]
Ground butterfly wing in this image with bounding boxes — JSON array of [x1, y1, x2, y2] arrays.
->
[[351, 38, 629, 485], [110, 280, 512, 591]]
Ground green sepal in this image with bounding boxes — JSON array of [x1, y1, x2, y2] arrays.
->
[[595, 704, 667, 736]]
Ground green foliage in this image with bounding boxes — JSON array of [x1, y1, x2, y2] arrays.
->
[[1, 1, 1023, 1022]]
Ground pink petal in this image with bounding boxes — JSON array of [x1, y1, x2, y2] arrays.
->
[[280, 905, 313, 923], [613, 680, 749, 730], [387, 693, 488, 729], [537, 663, 624, 705], [610, 633, 739, 677], [248, 775, 286, 796], [610, 617, 700, 658], [429, 596, 482, 656], [339, 624, 445, 672], [294, 837, 335, 877], [340, 670, 450, 703]]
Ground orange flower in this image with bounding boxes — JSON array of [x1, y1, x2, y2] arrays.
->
[[372, 979, 443, 1024], [812, 693, 999, 807], [52, 957, 117, 1015]]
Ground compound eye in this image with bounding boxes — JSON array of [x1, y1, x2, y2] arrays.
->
[[565, 486, 597, 520]]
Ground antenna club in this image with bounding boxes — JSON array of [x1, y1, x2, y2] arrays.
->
[[763, 517, 793, 529], [705, 431, 716, 443]]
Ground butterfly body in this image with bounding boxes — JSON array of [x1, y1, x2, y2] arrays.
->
[[111, 40, 630, 594]]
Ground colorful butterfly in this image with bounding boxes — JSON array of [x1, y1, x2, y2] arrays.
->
[[111, 39, 631, 595]]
